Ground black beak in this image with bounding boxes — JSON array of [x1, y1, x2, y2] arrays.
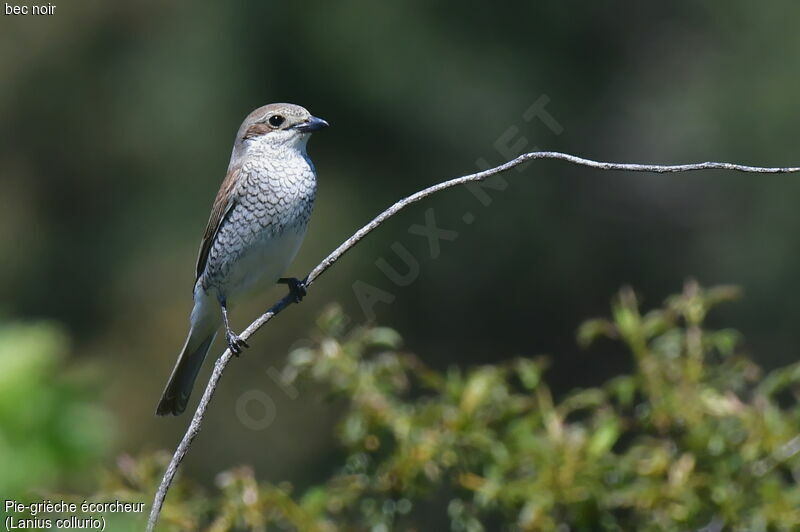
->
[[295, 116, 329, 133]]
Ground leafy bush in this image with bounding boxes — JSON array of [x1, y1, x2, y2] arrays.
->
[[115, 283, 800, 530], [0, 322, 115, 522]]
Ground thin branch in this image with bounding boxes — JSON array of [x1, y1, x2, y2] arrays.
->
[[146, 151, 800, 531]]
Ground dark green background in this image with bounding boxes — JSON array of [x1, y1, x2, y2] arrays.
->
[[2, 1, 799, 491]]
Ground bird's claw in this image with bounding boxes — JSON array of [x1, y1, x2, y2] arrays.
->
[[280, 277, 307, 303], [225, 331, 249, 356]]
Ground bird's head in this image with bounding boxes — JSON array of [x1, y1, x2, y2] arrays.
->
[[234, 103, 328, 159]]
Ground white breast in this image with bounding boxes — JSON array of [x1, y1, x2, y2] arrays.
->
[[222, 223, 307, 302], [199, 135, 316, 304]]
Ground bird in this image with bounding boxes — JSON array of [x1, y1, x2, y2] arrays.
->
[[156, 103, 328, 416]]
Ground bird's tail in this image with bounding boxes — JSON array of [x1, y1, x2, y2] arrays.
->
[[156, 293, 219, 416]]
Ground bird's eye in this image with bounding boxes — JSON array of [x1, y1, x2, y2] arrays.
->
[[268, 115, 285, 128]]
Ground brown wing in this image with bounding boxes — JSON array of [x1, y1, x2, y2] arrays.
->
[[195, 166, 241, 281]]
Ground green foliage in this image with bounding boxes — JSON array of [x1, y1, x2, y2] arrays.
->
[[119, 283, 799, 530], [0, 322, 115, 520]]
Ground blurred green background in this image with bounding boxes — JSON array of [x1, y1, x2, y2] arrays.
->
[[2, 0, 800, 524]]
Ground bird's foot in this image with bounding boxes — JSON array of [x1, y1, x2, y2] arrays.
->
[[279, 277, 307, 303], [225, 330, 249, 356]]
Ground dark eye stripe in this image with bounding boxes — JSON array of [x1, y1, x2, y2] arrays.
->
[[244, 123, 271, 139]]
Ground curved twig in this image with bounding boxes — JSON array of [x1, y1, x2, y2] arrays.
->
[[146, 151, 800, 531]]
